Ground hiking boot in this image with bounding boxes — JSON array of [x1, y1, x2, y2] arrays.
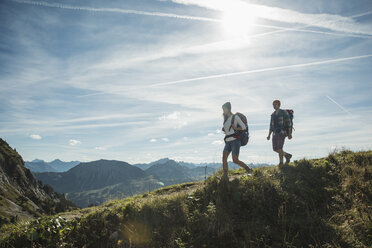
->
[[285, 153, 292, 164], [245, 166, 253, 176]]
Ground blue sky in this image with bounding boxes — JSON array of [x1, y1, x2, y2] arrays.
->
[[0, 0, 371, 164]]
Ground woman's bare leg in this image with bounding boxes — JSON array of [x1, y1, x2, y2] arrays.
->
[[222, 151, 230, 180], [232, 154, 252, 173]]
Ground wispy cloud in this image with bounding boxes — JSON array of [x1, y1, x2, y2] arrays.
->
[[29, 134, 42, 140], [158, 111, 189, 129], [69, 139, 82, 146], [212, 140, 223, 145], [12, 0, 220, 23], [171, 0, 372, 35], [140, 54, 372, 88], [159, 111, 182, 120], [53, 113, 154, 124], [12, 0, 371, 46], [0, 121, 149, 134]]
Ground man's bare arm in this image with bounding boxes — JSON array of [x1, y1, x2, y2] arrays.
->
[[267, 130, 272, 140]]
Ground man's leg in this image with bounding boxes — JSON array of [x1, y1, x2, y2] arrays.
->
[[284, 150, 292, 164], [280, 135, 291, 164], [274, 133, 287, 166], [275, 149, 284, 165], [273, 134, 282, 165]]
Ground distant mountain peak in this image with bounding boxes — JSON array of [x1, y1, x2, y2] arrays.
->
[[150, 158, 171, 165], [26, 159, 80, 173], [31, 158, 45, 163], [51, 159, 63, 162]]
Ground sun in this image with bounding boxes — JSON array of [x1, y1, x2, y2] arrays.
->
[[221, 9, 257, 37]]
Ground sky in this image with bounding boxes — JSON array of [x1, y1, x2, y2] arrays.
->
[[0, 0, 371, 164]]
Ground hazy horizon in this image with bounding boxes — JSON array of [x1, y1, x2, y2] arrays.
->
[[24, 156, 275, 165]]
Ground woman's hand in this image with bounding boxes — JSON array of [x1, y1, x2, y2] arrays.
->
[[232, 125, 241, 131]]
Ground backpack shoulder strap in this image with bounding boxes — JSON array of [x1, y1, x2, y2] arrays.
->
[[229, 114, 236, 132]]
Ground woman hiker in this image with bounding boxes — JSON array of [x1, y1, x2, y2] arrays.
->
[[221, 102, 252, 181]]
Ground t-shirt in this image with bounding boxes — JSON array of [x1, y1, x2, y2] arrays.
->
[[270, 109, 291, 134], [223, 114, 246, 142]]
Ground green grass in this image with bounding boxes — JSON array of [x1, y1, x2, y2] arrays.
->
[[0, 150, 371, 248]]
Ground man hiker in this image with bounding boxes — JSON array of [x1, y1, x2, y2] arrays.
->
[[221, 102, 252, 181], [267, 100, 293, 167]]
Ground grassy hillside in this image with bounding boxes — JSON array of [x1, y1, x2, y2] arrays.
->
[[66, 176, 162, 207], [0, 150, 370, 248]]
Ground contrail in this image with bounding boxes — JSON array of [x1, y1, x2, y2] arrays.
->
[[246, 10, 372, 40], [325, 95, 352, 115], [12, 0, 221, 23], [8, 0, 322, 33], [76, 92, 107, 98], [351, 10, 372, 18], [77, 54, 372, 97], [142, 54, 372, 88], [12, 0, 372, 39], [172, 0, 372, 36]]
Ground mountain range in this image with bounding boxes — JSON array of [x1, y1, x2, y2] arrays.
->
[[26, 156, 273, 174], [25, 159, 80, 173], [34, 158, 217, 207], [27, 158, 272, 207]]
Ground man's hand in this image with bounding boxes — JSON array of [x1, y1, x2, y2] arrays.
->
[[288, 133, 292, 140], [267, 135, 271, 140]]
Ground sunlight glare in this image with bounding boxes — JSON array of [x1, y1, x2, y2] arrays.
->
[[222, 8, 257, 38]]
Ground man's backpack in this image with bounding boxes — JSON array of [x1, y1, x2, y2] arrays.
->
[[225, 112, 249, 146]]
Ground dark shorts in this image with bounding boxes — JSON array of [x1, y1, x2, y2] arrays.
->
[[272, 132, 285, 151], [223, 139, 241, 156]]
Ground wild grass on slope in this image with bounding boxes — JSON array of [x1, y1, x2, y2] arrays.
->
[[0, 150, 371, 248]]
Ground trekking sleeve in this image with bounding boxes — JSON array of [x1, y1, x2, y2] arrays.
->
[[270, 115, 274, 131]]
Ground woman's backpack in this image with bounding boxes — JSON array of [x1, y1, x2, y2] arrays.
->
[[225, 112, 250, 146]]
